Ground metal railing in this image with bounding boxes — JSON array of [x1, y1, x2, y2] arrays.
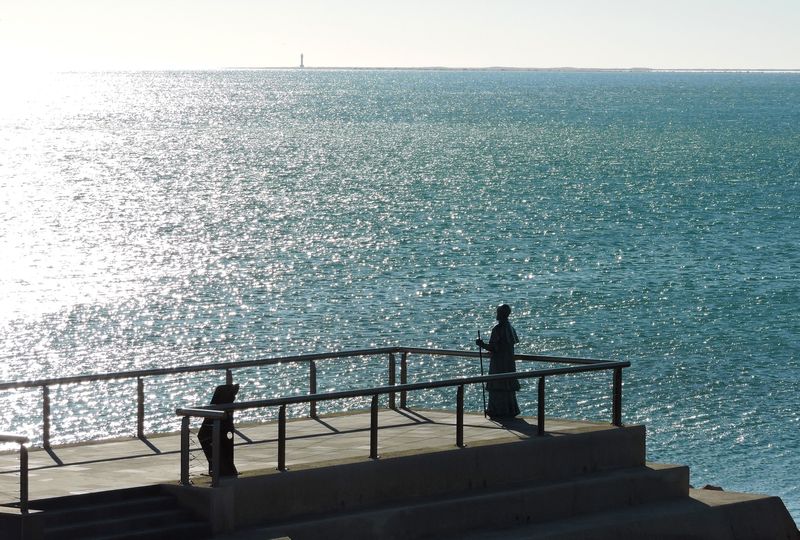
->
[[0, 433, 29, 513], [0, 347, 620, 448], [176, 356, 630, 487], [175, 408, 226, 487]]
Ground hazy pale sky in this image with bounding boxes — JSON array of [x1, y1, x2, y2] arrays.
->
[[1, 0, 798, 70]]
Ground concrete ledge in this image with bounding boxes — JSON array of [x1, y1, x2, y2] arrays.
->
[[455, 488, 799, 540], [170, 424, 644, 533], [230, 464, 689, 540], [233, 424, 644, 529], [688, 489, 799, 540]]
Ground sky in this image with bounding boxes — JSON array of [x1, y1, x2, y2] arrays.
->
[[0, 0, 798, 71]]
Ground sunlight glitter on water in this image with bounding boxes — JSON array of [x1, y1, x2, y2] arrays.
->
[[0, 70, 798, 519]]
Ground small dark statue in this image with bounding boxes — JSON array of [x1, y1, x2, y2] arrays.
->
[[197, 383, 239, 477]]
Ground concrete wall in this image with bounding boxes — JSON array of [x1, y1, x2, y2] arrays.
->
[[168, 424, 646, 533], [238, 464, 690, 540]]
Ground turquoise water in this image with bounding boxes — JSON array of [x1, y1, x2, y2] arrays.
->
[[0, 70, 798, 520]]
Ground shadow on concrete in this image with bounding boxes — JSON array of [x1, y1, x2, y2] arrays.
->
[[234, 414, 437, 446], [395, 408, 433, 423], [233, 429, 253, 443], [311, 417, 341, 434], [15, 411, 524, 475], [138, 436, 162, 455], [490, 417, 550, 438], [24, 447, 186, 472], [45, 446, 64, 466]]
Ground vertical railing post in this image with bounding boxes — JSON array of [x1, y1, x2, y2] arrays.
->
[[456, 385, 465, 448], [137, 377, 145, 439], [42, 385, 51, 448], [369, 395, 379, 459], [211, 418, 221, 487], [537, 376, 545, 436], [180, 416, 190, 486], [612, 367, 623, 427], [19, 443, 28, 514], [226, 369, 233, 386], [388, 353, 396, 410], [309, 361, 318, 419], [400, 352, 408, 409], [277, 404, 287, 471]]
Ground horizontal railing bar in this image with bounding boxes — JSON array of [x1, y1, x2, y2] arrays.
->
[[0, 347, 619, 390], [175, 408, 227, 419], [0, 347, 401, 390], [0, 433, 30, 444], [202, 361, 631, 413], [423, 349, 615, 365]]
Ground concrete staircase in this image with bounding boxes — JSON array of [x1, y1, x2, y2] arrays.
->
[[7, 421, 796, 539], [243, 463, 691, 539], [460, 488, 800, 540], [204, 424, 798, 540], [28, 486, 211, 540]]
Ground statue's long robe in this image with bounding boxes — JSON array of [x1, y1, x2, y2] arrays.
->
[[485, 320, 520, 418]]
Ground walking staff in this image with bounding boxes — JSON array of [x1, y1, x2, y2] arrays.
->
[[478, 330, 487, 417]]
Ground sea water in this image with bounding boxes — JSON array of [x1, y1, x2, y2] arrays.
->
[[0, 70, 798, 520]]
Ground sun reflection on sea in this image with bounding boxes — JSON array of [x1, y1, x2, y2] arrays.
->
[[0, 71, 798, 520]]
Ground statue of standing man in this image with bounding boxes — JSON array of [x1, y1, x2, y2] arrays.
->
[[476, 304, 521, 419]]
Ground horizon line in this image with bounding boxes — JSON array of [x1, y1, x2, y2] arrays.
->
[[233, 66, 800, 73], [15, 66, 800, 74]]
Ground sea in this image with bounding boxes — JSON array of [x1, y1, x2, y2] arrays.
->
[[0, 69, 798, 521]]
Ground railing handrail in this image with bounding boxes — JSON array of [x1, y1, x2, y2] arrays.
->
[[175, 355, 630, 484], [0, 433, 30, 445], [190, 361, 631, 413], [4, 346, 626, 449], [0, 347, 608, 390], [175, 408, 227, 419], [400, 348, 611, 366], [0, 347, 400, 390]]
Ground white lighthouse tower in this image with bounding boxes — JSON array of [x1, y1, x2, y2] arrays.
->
[[300, 53, 304, 69]]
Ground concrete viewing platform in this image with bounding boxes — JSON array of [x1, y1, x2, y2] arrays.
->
[[0, 409, 602, 502], [1, 409, 797, 539]]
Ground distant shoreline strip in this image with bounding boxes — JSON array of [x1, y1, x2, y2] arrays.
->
[[228, 66, 800, 74]]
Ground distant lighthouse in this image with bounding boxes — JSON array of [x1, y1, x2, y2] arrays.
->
[[300, 53, 304, 69]]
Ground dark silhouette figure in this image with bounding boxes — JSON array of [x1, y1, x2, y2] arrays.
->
[[198, 383, 239, 477], [476, 304, 521, 419]]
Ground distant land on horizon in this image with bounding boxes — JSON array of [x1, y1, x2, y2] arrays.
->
[[230, 65, 800, 73]]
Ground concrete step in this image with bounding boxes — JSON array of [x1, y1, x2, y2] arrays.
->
[[458, 488, 800, 540], [29, 486, 162, 511], [87, 521, 211, 540], [224, 464, 689, 540], [37, 494, 178, 527], [27, 486, 211, 540], [43, 508, 201, 540]]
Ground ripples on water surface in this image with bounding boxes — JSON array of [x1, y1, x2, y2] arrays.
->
[[0, 70, 798, 519]]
